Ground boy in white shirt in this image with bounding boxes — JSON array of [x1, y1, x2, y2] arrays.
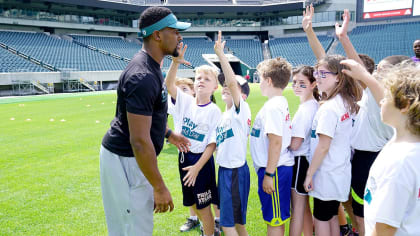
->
[[213, 31, 252, 236], [341, 60, 420, 236], [250, 57, 294, 236]]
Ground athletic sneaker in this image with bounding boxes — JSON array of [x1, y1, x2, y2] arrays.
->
[[215, 218, 221, 232], [180, 218, 199, 232], [200, 223, 221, 236], [340, 224, 351, 236]]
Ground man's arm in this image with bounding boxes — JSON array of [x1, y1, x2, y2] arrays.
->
[[214, 31, 241, 109], [303, 4, 326, 61], [127, 112, 173, 213]]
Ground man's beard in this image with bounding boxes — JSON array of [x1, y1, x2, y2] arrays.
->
[[171, 47, 179, 57]]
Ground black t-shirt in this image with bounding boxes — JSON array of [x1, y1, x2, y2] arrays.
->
[[102, 51, 168, 157]]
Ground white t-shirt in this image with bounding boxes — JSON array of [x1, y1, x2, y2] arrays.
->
[[167, 98, 183, 133], [364, 141, 420, 236], [309, 94, 352, 202], [291, 99, 319, 158], [174, 88, 222, 153], [214, 98, 251, 168], [250, 96, 293, 170], [351, 88, 394, 151]]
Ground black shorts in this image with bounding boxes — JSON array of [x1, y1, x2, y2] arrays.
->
[[179, 152, 219, 209], [291, 156, 309, 195], [313, 198, 340, 221], [351, 149, 379, 217]]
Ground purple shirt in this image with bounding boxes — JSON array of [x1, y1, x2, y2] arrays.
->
[[412, 56, 420, 63]]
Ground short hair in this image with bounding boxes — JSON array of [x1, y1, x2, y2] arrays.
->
[[195, 65, 219, 82], [292, 65, 320, 101], [382, 63, 420, 136], [175, 77, 194, 91], [257, 57, 292, 89], [139, 7, 172, 40], [358, 54, 375, 74]]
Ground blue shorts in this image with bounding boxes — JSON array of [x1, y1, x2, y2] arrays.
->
[[218, 163, 250, 227], [257, 166, 293, 226], [179, 152, 219, 209]]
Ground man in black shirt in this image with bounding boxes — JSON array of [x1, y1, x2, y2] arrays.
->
[[100, 6, 190, 235]]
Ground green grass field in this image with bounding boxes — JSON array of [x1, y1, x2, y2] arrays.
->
[[0, 84, 300, 235]]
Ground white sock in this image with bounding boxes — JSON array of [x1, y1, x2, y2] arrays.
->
[[189, 215, 198, 221], [214, 217, 220, 221]]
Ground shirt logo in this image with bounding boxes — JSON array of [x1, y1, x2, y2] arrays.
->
[[181, 117, 206, 142], [341, 112, 350, 122], [418, 188, 420, 200], [161, 83, 168, 103], [285, 113, 290, 121], [216, 119, 234, 146], [364, 188, 372, 204], [311, 129, 316, 138]]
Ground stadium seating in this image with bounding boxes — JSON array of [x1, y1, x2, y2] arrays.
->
[[0, 47, 49, 72], [334, 21, 420, 63], [0, 31, 128, 71], [226, 39, 263, 68], [167, 0, 232, 4], [70, 35, 141, 60], [269, 35, 333, 67]]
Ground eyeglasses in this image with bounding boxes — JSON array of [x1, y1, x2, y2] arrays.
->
[[313, 70, 337, 79]]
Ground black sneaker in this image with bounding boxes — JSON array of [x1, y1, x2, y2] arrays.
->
[[340, 224, 351, 236], [200, 223, 221, 236], [180, 218, 199, 232], [215, 219, 221, 233]]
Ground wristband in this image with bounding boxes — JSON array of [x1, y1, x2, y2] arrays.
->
[[264, 170, 275, 178], [165, 129, 172, 139]]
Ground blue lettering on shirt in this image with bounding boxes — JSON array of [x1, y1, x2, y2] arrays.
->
[[364, 188, 372, 204], [251, 128, 260, 137], [216, 127, 234, 146], [311, 129, 317, 138], [182, 117, 205, 142]]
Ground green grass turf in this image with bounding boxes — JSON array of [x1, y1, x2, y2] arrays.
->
[[0, 83, 300, 235]]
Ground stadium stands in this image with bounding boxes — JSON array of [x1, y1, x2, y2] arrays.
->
[[70, 35, 141, 60], [269, 35, 333, 67], [334, 21, 420, 63], [0, 47, 49, 72], [226, 39, 263, 68], [0, 31, 128, 71]]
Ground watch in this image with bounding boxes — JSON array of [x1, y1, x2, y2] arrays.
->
[[165, 129, 172, 139], [264, 170, 275, 178]]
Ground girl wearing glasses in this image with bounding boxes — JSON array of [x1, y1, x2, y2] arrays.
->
[[303, 55, 362, 236], [288, 66, 319, 236]]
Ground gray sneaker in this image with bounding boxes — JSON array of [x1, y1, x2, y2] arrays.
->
[[180, 218, 199, 232]]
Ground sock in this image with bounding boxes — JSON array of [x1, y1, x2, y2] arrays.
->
[[189, 215, 198, 221], [214, 217, 220, 222]]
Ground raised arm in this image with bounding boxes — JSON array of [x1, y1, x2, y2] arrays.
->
[[303, 4, 326, 61], [335, 9, 364, 66], [341, 59, 384, 105], [165, 42, 189, 99], [214, 31, 241, 109]]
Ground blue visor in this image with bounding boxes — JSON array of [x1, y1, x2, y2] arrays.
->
[[139, 13, 191, 38]]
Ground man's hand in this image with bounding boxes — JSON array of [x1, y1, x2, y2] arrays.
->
[[172, 42, 191, 66], [335, 9, 350, 39], [214, 30, 226, 57], [262, 176, 275, 194], [302, 4, 314, 32], [153, 186, 174, 213], [167, 131, 191, 153]]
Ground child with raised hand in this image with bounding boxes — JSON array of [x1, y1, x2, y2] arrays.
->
[[335, 10, 395, 236], [213, 31, 252, 236], [166, 43, 222, 236], [250, 57, 294, 236], [303, 55, 362, 236], [342, 59, 420, 236], [288, 66, 319, 236]]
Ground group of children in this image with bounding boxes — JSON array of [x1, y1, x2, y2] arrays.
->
[[163, 6, 420, 236]]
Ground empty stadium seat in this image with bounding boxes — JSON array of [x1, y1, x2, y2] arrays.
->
[[226, 39, 263, 68], [0, 47, 49, 72]]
